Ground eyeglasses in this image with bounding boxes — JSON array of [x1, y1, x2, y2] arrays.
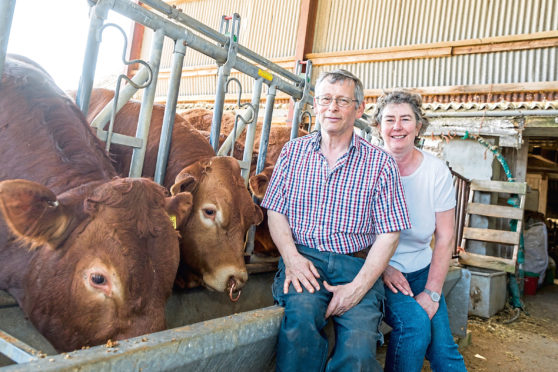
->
[[315, 96, 358, 107]]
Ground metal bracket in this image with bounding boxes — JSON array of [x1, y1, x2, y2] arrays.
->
[[96, 23, 153, 151]]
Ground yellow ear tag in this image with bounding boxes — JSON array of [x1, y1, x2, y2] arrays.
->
[[169, 215, 177, 229]]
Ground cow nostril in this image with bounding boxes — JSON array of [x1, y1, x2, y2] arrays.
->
[[227, 277, 241, 302]]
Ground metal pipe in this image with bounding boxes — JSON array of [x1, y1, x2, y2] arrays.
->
[[426, 110, 558, 118], [0, 329, 39, 364], [210, 14, 240, 153], [90, 65, 151, 129], [0, 0, 16, 79], [76, 0, 110, 117], [255, 85, 277, 175], [107, 0, 312, 104], [291, 60, 313, 140], [241, 78, 264, 182], [129, 28, 164, 178], [154, 39, 187, 185], [139, 0, 305, 87]]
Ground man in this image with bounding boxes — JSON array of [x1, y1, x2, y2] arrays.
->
[[261, 69, 411, 372]]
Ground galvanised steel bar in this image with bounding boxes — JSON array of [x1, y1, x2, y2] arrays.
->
[[105, 0, 313, 105], [0, 330, 38, 364], [291, 60, 313, 140], [90, 65, 151, 130], [139, 0, 306, 88], [241, 78, 264, 182], [255, 85, 277, 175], [154, 39, 187, 185], [128, 28, 164, 178], [0, 0, 16, 80], [76, 0, 110, 117], [210, 14, 240, 153]]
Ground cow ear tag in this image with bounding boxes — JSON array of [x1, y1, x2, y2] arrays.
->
[[169, 214, 177, 229]]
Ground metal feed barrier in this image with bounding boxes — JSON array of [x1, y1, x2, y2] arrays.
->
[[0, 0, 467, 369]]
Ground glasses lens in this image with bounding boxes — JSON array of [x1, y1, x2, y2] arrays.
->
[[317, 96, 331, 106]]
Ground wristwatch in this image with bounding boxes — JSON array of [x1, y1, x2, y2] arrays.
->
[[423, 288, 441, 302]]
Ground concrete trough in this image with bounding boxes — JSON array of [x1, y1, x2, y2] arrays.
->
[[0, 271, 279, 371], [1, 267, 471, 370]]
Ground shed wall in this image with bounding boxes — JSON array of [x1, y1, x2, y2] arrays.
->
[[149, 0, 558, 103]]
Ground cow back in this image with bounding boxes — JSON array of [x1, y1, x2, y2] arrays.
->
[[0, 55, 116, 194]]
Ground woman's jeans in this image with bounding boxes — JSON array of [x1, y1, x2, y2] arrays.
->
[[384, 264, 467, 372], [273, 244, 385, 372]]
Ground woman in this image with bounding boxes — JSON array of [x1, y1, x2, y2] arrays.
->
[[373, 90, 467, 372]]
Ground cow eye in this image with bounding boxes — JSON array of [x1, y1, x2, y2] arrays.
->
[[90, 273, 106, 285], [202, 208, 216, 219]]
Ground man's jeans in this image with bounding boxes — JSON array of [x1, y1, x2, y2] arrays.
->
[[384, 265, 467, 372], [273, 245, 384, 372]]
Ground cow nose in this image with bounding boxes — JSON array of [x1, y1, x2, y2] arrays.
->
[[227, 276, 242, 302]]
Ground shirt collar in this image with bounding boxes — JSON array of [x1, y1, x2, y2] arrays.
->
[[309, 131, 360, 153]]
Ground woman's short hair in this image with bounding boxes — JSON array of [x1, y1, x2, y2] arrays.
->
[[372, 90, 429, 143]]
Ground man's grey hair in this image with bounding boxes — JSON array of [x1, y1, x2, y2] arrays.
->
[[315, 69, 364, 107]]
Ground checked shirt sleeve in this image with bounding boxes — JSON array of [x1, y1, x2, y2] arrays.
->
[[260, 145, 289, 215], [372, 156, 412, 234]]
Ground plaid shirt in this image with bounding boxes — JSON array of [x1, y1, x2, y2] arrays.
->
[[261, 131, 411, 254]]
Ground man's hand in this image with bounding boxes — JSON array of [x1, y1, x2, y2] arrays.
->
[[382, 265, 413, 296], [415, 291, 439, 319], [323, 281, 364, 318], [283, 253, 321, 294]]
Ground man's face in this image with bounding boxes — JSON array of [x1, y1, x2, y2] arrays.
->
[[314, 79, 364, 138]]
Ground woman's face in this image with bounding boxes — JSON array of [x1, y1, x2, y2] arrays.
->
[[379, 103, 421, 154]]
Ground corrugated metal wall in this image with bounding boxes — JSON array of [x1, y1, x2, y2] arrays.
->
[[314, 0, 557, 51], [312, 0, 558, 90], [145, 0, 557, 101], [148, 0, 300, 100]]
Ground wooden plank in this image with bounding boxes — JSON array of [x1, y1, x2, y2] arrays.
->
[[467, 202, 524, 220], [453, 37, 558, 55], [463, 227, 520, 245], [470, 180, 527, 194], [458, 251, 516, 273]]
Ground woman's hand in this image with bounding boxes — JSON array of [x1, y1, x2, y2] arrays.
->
[[382, 265, 413, 296], [415, 291, 439, 319]]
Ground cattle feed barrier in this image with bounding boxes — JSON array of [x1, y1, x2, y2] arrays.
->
[[0, 1, 442, 368]]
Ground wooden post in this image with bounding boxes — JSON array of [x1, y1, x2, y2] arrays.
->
[[287, 0, 318, 125]]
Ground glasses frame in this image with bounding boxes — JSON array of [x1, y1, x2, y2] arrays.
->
[[315, 95, 358, 108]]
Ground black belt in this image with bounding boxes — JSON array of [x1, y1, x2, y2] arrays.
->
[[348, 246, 370, 259]]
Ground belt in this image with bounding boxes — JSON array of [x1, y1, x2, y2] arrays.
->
[[348, 246, 370, 259]]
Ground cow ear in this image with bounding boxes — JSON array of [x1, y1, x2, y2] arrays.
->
[[170, 173, 198, 196], [248, 173, 270, 199], [165, 192, 193, 228], [0, 179, 71, 249], [250, 204, 264, 226]]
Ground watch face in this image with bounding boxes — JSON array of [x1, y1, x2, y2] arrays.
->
[[431, 292, 441, 302]]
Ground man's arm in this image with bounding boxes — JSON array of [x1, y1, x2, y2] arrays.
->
[[267, 210, 321, 294], [324, 231, 400, 318]]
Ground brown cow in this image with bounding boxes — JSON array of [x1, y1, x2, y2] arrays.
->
[[182, 108, 309, 258], [0, 55, 193, 352], [81, 89, 263, 297]]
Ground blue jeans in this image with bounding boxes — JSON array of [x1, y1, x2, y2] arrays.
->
[[384, 265, 467, 372], [273, 245, 384, 372]]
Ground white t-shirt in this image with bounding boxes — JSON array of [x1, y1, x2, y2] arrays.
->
[[389, 149, 456, 273]]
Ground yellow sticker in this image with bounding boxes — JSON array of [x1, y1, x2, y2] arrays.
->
[[169, 215, 177, 229], [258, 69, 273, 81]]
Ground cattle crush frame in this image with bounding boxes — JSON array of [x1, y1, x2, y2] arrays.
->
[[0, 0, 469, 370]]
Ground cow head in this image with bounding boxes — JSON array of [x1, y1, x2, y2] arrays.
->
[[170, 156, 263, 295], [0, 178, 192, 352]]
